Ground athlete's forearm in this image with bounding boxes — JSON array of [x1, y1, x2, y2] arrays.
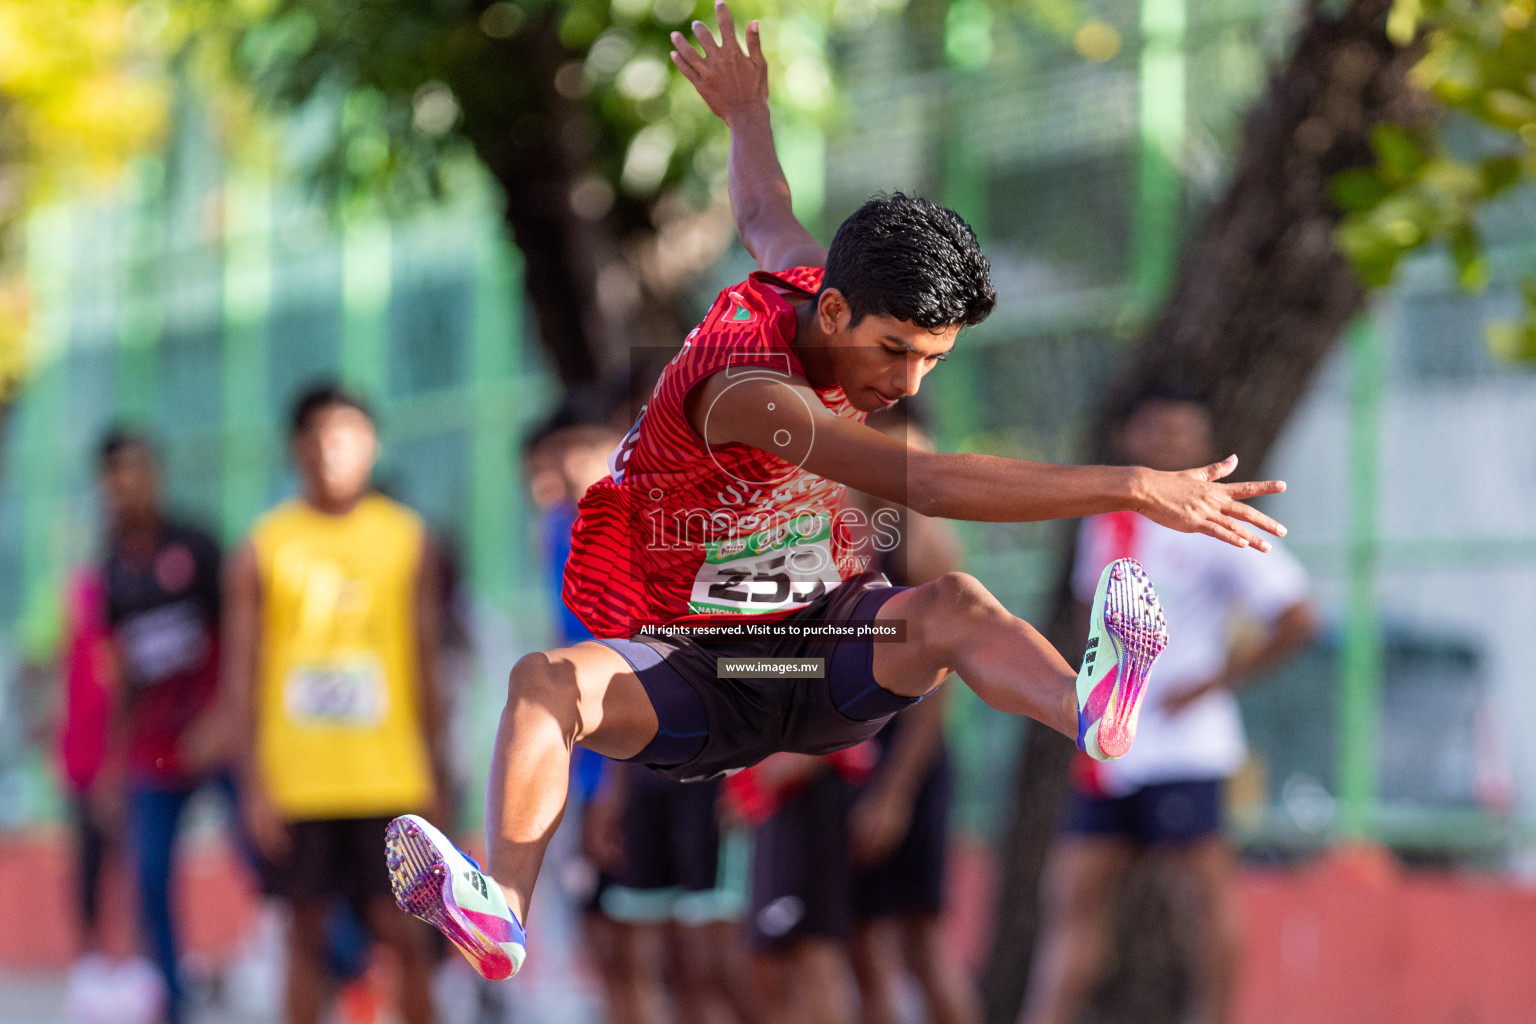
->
[[414, 538, 450, 805], [910, 451, 1147, 523], [725, 106, 805, 268], [220, 545, 264, 790], [1217, 601, 1317, 693]]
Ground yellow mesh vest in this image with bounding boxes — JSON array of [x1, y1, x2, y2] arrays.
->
[[251, 494, 434, 820]]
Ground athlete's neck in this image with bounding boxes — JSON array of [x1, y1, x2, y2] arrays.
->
[[790, 299, 838, 390], [303, 488, 368, 517], [112, 511, 162, 550]]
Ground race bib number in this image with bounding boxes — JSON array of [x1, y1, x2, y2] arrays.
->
[[283, 659, 387, 728], [689, 513, 842, 615]]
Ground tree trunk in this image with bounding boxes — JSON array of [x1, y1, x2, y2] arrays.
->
[[449, 10, 621, 387], [980, 2, 1428, 1022], [448, 11, 722, 399]]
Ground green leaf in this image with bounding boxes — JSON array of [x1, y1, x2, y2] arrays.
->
[[1480, 153, 1523, 196], [1329, 167, 1390, 212], [1335, 221, 1405, 287], [1386, 0, 1421, 46], [1449, 222, 1488, 292], [1519, 275, 1536, 307], [1487, 318, 1536, 364], [1371, 122, 1428, 185], [1483, 88, 1536, 130]]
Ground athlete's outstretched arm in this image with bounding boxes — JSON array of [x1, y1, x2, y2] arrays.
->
[[689, 372, 1288, 550], [671, 1, 827, 272]]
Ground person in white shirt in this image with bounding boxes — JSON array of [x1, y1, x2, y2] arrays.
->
[[1022, 386, 1317, 1024]]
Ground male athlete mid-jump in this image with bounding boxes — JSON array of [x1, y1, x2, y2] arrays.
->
[[384, 2, 1288, 980]]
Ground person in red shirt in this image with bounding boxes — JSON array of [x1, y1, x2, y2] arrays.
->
[[56, 568, 117, 1004], [386, 2, 1289, 982], [96, 430, 230, 1024]]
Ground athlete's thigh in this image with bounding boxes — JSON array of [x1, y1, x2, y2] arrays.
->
[[545, 640, 660, 760], [868, 572, 1017, 694], [1041, 836, 1136, 922], [1153, 835, 1235, 910]]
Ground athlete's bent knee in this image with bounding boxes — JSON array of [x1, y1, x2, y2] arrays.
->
[[918, 571, 1007, 652], [506, 652, 581, 725], [928, 570, 994, 612]]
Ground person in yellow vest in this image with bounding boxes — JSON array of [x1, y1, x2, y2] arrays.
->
[[223, 384, 445, 1024]]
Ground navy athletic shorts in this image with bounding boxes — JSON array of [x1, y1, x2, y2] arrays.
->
[[1062, 778, 1225, 846], [596, 573, 918, 782], [747, 770, 858, 950], [852, 737, 952, 921]]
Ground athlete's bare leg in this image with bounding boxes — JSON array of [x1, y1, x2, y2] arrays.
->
[[1160, 838, 1242, 1024], [484, 642, 659, 922], [585, 914, 652, 1024], [755, 939, 855, 1024], [871, 572, 1080, 734], [1020, 837, 1134, 1024], [850, 915, 980, 1024], [362, 894, 435, 1024], [849, 920, 901, 1024], [285, 899, 330, 1024], [614, 922, 668, 1024], [899, 914, 981, 1024]]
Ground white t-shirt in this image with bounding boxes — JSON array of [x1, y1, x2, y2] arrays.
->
[[1071, 512, 1310, 794]]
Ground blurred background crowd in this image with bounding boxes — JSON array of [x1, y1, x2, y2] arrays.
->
[[0, 0, 1535, 1022]]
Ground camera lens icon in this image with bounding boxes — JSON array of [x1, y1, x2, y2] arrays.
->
[[703, 376, 817, 489]]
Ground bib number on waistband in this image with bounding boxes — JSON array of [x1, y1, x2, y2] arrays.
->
[[688, 513, 842, 615]]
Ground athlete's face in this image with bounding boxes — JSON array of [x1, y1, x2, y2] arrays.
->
[[100, 443, 160, 529], [295, 404, 378, 506], [817, 290, 958, 413], [1116, 400, 1215, 471]]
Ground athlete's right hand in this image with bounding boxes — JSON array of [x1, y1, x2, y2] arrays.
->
[[1135, 455, 1287, 551], [670, 0, 768, 125]]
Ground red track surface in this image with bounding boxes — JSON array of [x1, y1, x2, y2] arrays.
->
[[4, 832, 1533, 1023]]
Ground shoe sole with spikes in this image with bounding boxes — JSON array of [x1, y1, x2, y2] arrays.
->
[[385, 814, 525, 981], [1076, 557, 1169, 760]]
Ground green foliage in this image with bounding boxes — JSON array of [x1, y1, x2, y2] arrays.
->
[[1337, 0, 1536, 361], [215, 0, 860, 220]]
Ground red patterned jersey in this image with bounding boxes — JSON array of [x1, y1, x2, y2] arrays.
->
[[563, 267, 874, 637]]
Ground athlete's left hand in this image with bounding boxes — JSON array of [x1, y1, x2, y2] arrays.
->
[[1135, 455, 1287, 552], [1161, 678, 1222, 715], [582, 791, 624, 872], [849, 786, 913, 867], [670, 1, 768, 126]]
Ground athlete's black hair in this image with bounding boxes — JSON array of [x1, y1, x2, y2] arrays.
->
[[96, 426, 155, 471], [821, 193, 996, 331], [290, 382, 373, 440]]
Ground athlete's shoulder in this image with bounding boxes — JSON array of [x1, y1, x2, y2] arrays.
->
[[250, 499, 305, 538], [675, 268, 820, 384], [696, 267, 819, 337], [758, 265, 824, 295], [361, 493, 427, 538]]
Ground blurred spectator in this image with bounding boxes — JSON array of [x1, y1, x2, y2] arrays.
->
[[525, 413, 643, 1020], [1023, 386, 1317, 1024], [731, 748, 872, 1024], [95, 430, 230, 1024], [597, 762, 759, 1024], [222, 384, 444, 1024], [847, 411, 979, 1024], [55, 566, 121, 1015]]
